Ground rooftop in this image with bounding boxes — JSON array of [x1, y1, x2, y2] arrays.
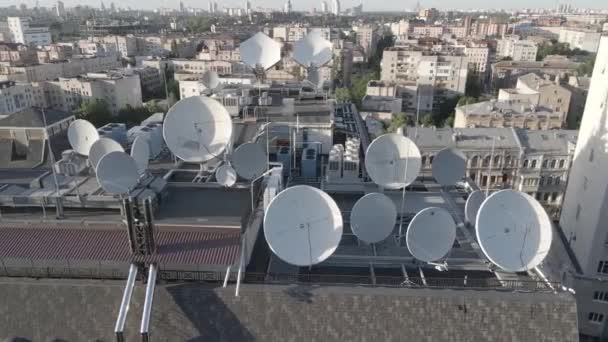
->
[[456, 99, 559, 118], [0, 107, 73, 128]]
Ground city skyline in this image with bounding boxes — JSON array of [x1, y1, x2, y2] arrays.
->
[[5, 0, 608, 11]]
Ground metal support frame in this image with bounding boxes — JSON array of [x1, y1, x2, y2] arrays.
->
[[223, 266, 231, 288], [235, 237, 245, 297], [115, 264, 138, 342], [140, 264, 157, 342]]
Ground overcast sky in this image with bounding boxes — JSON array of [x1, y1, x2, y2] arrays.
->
[[4, 0, 608, 12]]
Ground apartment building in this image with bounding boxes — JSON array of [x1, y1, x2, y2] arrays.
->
[[6, 17, 51, 46], [0, 43, 37, 65], [355, 25, 377, 57], [380, 46, 468, 111], [454, 99, 564, 130], [0, 55, 121, 82], [45, 71, 142, 114], [92, 35, 141, 57], [411, 25, 444, 38], [496, 38, 538, 62], [491, 55, 579, 89], [558, 28, 602, 53], [36, 44, 74, 63], [498, 73, 571, 123], [0, 81, 46, 116], [462, 44, 490, 73], [559, 36, 608, 340], [406, 126, 576, 219]]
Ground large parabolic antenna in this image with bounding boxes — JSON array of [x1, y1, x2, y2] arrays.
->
[[163, 96, 233, 163], [293, 30, 333, 68], [231, 142, 267, 180], [202, 70, 220, 89], [476, 190, 553, 272], [89, 137, 124, 170], [350, 193, 397, 244], [216, 164, 237, 187], [365, 133, 421, 189], [465, 190, 485, 225], [96, 151, 140, 195], [68, 119, 99, 156], [240, 32, 282, 70], [406, 207, 456, 262], [432, 147, 466, 186], [264, 185, 343, 266], [131, 135, 150, 175]]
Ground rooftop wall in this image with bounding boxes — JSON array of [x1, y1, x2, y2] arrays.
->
[[0, 278, 578, 341]]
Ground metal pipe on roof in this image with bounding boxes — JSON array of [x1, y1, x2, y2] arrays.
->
[[140, 264, 157, 339], [115, 263, 138, 342]]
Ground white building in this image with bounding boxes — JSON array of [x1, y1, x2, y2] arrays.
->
[[321, 1, 328, 13], [463, 45, 490, 73], [355, 25, 377, 57], [558, 28, 602, 53], [559, 36, 608, 340], [1, 55, 121, 82], [55, 1, 65, 17], [45, 71, 142, 114], [496, 38, 538, 62], [332, 0, 340, 15], [7, 17, 51, 46]]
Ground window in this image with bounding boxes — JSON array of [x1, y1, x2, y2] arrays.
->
[[421, 155, 427, 165], [589, 312, 604, 323], [559, 159, 565, 169], [539, 176, 545, 186], [470, 156, 479, 167], [593, 291, 608, 303], [550, 160, 557, 168], [598, 261, 608, 274], [429, 156, 434, 164], [551, 192, 558, 203], [543, 193, 550, 202], [523, 159, 529, 168], [590, 148, 595, 162], [531, 160, 537, 168], [555, 177, 560, 185], [546, 176, 553, 186]]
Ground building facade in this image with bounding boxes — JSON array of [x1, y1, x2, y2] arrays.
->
[[559, 36, 608, 340], [0, 81, 46, 116], [496, 38, 538, 62], [559, 28, 601, 53], [7, 17, 51, 46]]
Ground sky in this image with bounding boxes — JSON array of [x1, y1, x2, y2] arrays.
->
[[4, 0, 608, 12]]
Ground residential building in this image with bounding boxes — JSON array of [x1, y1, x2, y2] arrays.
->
[[411, 25, 444, 38], [92, 35, 141, 58], [0, 81, 46, 116], [0, 55, 121, 82], [564, 75, 590, 128], [406, 126, 576, 219], [390, 20, 410, 36], [36, 44, 74, 63], [496, 38, 538, 62], [418, 8, 439, 22], [498, 73, 571, 124], [559, 36, 608, 340], [130, 66, 163, 97], [332, 0, 340, 15], [462, 43, 490, 73], [6, 17, 51, 46], [380, 46, 468, 112], [491, 55, 579, 90], [355, 25, 377, 57], [45, 71, 142, 114], [0, 43, 37, 65], [558, 28, 602, 53], [287, 26, 308, 42], [454, 99, 563, 130]]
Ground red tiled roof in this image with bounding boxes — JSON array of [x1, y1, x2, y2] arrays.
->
[[0, 226, 240, 266]]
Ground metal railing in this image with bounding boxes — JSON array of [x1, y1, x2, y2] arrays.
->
[[244, 272, 562, 292]]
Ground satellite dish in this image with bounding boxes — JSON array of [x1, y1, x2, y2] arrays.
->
[[216, 164, 237, 187], [202, 70, 220, 89], [163, 96, 233, 163], [350, 193, 397, 243], [476, 190, 552, 272], [89, 137, 124, 170], [293, 30, 333, 67], [231, 142, 267, 180], [406, 207, 456, 262], [264, 185, 343, 266], [131, 135, 150, 175], [432, 147, 466, 186], [96, 151, 140, 195], [240, 32, 282, 70], [365, 133, 421, 189], [68, 119, 99, 156], [465, 190, 485, 225]]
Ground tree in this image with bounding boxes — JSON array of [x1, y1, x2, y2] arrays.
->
[[387, 112, 409, 132], [75, 99, 112, 127], [349, 71, 379, 106], [116, 106, 152, 127], [576, 55, 596, 76], [443, 115, 455, 128], [420, 115, 435, 127], [457, 96, 479, 106], [334, 87, 351, 102], [465, 72, 482, 98], [170, 40, 179, 57]]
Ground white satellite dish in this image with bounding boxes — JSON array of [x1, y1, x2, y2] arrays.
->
[[465, 190, 485, 225], [239, 32, 282, 70], [293, 30, 333, 68], [432, 147, 466, 186], [96, 151, 140, 195], [350, 193, 397, 244], [365, 133, 421, 189], [231, 142, 267, 180], [476, 190, 553, 272], [163, 96, 233, 163], [264, 185, 343, 266], [216, 164, 237, 187], [131, 135, 150, 175], [406, 207, 456, 262], [202, 70, 220, 89], [89, 137, 124, 170], [68, 119, 99, 156]]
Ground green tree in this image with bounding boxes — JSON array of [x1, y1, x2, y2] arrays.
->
[[465, 72, 482, 98], [75, 99, 112, 127], [170, 40, 179, 57], [387, 112, 409, 132], [116, 106, 152, 127], [576, 55, 596, 76], [334, 87, 351, 102], [420, 115, 435, 127], [457, 96, 479, 106], [349, 71, 379, 106], [443, 115, 455, 128]]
